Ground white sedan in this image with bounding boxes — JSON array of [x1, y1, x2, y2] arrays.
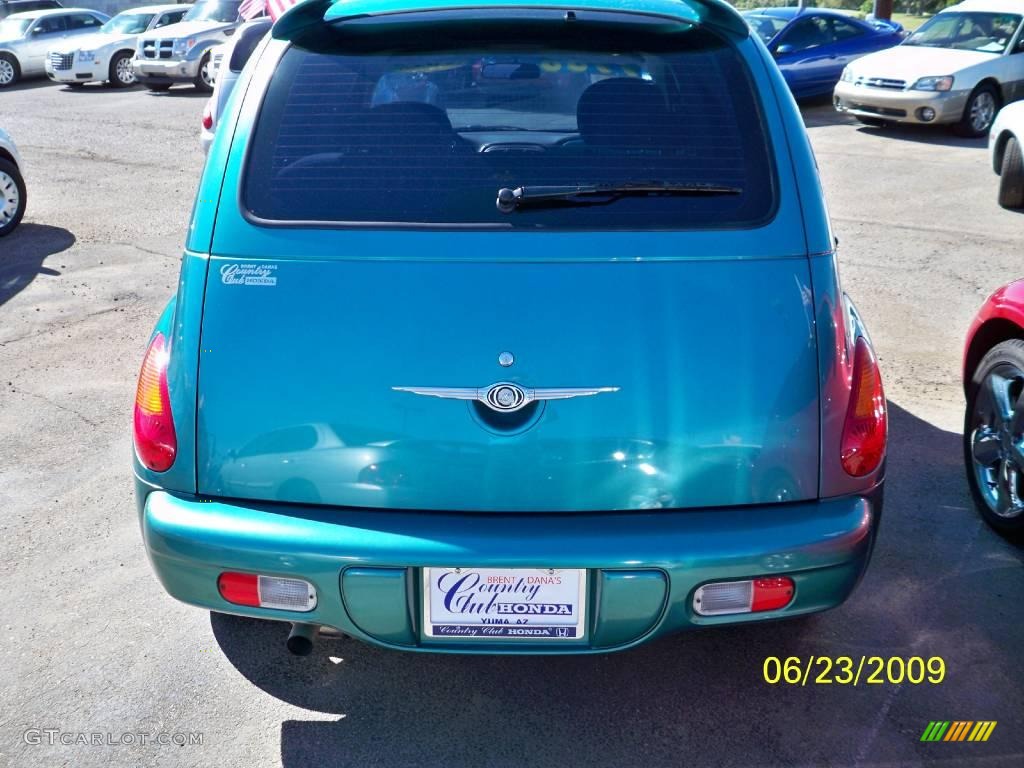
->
[[45, 4, 189, 87], [0, 126, 26, 237], [990, 100, 1024, 209]]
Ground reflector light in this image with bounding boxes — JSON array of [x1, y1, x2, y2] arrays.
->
[[218, 572, 317, 612], [133, 332, 177, 472], [841, 337, 887, 477], [218, 572, 259, 607], [201, 100, 213, 131], [751, 577, 796, 612], [693, 577, 795, 616]]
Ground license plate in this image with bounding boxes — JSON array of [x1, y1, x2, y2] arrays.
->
[[423, 567, 586, 640]]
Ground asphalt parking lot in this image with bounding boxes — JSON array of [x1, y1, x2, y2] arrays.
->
[[1, 78, 1023, 768]]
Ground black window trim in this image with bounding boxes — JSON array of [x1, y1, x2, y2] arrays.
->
[[235, 16, 781, 233]]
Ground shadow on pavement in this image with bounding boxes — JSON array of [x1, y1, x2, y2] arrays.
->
[[211, 402, 1024, 767], [0, 224, 75, 308], [0, 78, 56, 93]]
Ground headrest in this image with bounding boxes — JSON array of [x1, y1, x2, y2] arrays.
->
[[576, 78, 671, 149]]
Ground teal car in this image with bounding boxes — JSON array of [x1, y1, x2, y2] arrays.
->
[[134, 0, 888, 655]]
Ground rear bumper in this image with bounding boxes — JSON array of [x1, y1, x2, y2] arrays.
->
[[139, 483, 882, 654], [833, 81, 968, 125]]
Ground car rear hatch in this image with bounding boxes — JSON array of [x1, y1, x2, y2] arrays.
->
[[193, 3, 821, 512]]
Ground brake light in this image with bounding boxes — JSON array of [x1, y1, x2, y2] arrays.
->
[[841, 337, 887, 477], [133, 332, 176, 472], [201, 100, 213, 131], [693, 577, 795, 616], [218, 572, 318, 611]]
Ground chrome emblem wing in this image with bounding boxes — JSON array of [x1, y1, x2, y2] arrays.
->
[[392, 382, 619, 413]]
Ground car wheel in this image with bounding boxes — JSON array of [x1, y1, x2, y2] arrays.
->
[[855, 116, 889, 128], [964, 339, 1024, 538], [109, 50, 136, 88], [955, 84, 999, 138], [0, 158, 27, 237], [147, 82, 172, 92], [194, 52, 214, 93], [997, 136, 1024, 211], [0, 53, 20, 88]]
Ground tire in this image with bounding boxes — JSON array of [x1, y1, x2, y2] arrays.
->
[[855, 116, 889, 128], [997, 136, 1024, 211], [193, 52, 213, 93], [108, 50, 135, 88], [146, 82, 171, 92], [964, 338, 1024, 539], [954, 84, 999, 138], [0, 157, 27, 237], [0, 53, 20, 88]]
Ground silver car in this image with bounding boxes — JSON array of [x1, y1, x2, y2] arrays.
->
[[0, 126, 25, 236], [45, 4, 189, 87], [834, 0, 1024, 136], [0, 7, 108, 87]]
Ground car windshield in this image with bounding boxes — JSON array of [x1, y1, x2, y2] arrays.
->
[[0, 18, 32, 37], [101, 12, 153, 34], [744, 13, 789, 45], [244, 18, 775, 229], [903, 11, 1022, 53], [184, 0, 240, 24]]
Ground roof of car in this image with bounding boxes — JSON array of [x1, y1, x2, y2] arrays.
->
[[743, 7, 864, 21], [116, 3, 192, 12], [946, 0, 1024, 13], [7, 6, 103, 18], [319, 0, 745, 29]]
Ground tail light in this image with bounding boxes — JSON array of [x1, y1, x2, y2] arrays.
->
[[218, 572, 317, 612], [133, 332, 176, 472], [201, 100, 213, 131], [693, 577, 795, 616], [841, 337, 887, 477]]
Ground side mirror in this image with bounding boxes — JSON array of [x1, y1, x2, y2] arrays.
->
[[774, 43, 794, 55]]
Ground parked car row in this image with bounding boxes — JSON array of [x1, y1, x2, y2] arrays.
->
[[0, 0, 248, 90], [745, 2, 1024, 210]]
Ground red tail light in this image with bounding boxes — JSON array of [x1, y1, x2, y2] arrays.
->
[[201, 100, 213, 131], [750, 577, 795, 612], [841, 337, 887, 477], [133, 332, 177, 472]]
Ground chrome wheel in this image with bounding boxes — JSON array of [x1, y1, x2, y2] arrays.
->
[[200, 57, 213, 88], [0, 58, 14, 86], [969, 365, 1024, 519], [969, 90, 996, 134], [115, 55, 135, 85], [0, 169, 19, 225]]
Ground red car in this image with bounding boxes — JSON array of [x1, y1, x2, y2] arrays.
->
[[964, 280, 1024, 537]]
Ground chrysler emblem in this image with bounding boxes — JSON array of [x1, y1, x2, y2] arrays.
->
[[393, 382, 619, 413]]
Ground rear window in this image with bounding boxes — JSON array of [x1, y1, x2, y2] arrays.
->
[[243, 16, 775, 229]]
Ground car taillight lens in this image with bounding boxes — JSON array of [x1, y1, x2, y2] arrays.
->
[[133, 332, 176, 472], [693, 577, 795, 616], [218, 572, 317, 612], [201, 100, 213, 130], [841, 337, 887, 477]]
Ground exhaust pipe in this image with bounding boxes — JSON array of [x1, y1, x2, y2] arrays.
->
[[287, 623, 318, 656]]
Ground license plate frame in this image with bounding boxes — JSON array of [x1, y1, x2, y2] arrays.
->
[[422, 567, 587, 641]]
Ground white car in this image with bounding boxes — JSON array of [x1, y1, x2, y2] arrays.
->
[[45, 4, 189, 87], [834, 0, 1024, 136], [0, 7, 108, 86], [0, 126, 26, 237], [200, 15, 269, 153], [990, 100, 1024, 209]]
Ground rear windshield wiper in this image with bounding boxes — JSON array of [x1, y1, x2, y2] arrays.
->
[[495, 182, 742, 213]]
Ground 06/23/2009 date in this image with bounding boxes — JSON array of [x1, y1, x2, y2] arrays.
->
[[763, 656, 946, 686]]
